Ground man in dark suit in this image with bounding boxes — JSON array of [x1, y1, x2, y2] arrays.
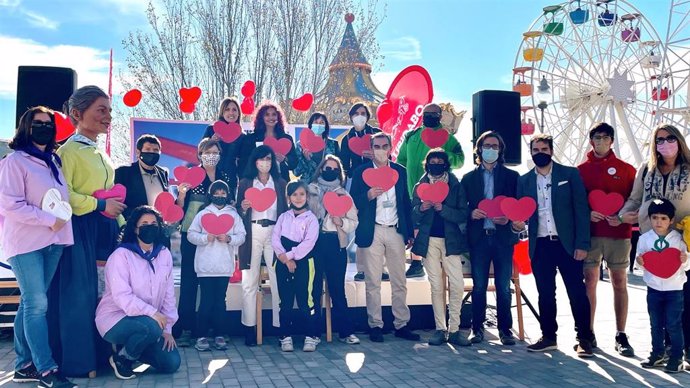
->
[[349, 132, 419, 342], [115, 134, 169, 220], [513, 134, 593, 357], [461, 131, 518, 346]]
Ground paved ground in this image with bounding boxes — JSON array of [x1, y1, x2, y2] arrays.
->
[[1, 268, 690, 387]]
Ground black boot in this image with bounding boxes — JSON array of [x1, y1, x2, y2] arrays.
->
[[244, 325, 257, 347]]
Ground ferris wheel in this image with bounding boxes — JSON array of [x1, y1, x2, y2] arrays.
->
[[513, 0, 681, 167]]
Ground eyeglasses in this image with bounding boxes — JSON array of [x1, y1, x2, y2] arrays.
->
[[592, 135, 611, 141], [424, 112, 441, 117], [202, 151, 221, 156], [324, 167, 340, 172], [655, 135, 678, 145], [482, 144, 499, 150], [31, 121, 55, 129], [372, 144, 390, 150]]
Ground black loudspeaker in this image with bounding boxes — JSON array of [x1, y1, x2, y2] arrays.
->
[[15, 66, 77, 127], [472, 90, 521, 165]]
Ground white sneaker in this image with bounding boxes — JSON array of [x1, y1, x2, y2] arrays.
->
[[280, 336, 294, 352], [339, 334, 361, 345], [303, 336, 321, 352]]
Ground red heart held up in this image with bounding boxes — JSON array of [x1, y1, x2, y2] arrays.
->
[[123, 89, 142, 107], [299, 128, 325, 153], [323, 191, 353, 217], [179, 101, 196, 114], [245, 187, 277, 212], [500, 197, 537, 222], [241, 97, 255, 115], [53, 112, 75, 142], [241, 80, 256, 98], [179, 86, 202, 104], [201, 213, 235, 235], [348, 135, 371, 156], [213, 121, 242, 143], [588, 190, 624, 216], [421, 127, 449, 149], [292, 93, 314, 111], [643, 248, 682, 279], [173, 165, 206, 188], [264, 136, 293, 156], [93, 184, 127, 218], [417, 181, 449, 203], [478, 195, 507, 218], [363, 166, 399, 192], [376, 99, 392, 125], [154, 192, 184, 223]]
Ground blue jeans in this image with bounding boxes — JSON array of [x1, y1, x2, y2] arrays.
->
[[103, 316, 180, 374], [470, 236, 513, 332], [648, 288, 684, 359], [9, 245, 63, 373]]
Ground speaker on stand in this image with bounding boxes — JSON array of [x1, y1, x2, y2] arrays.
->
[[15, 66, 77, 127], [471, 90, 521, 166]]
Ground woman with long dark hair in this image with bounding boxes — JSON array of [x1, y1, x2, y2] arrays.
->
[[202, 97, 245, 199], [294, 112, 340, 183]]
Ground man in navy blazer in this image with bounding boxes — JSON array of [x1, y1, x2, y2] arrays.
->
[[513, 134, 593, 357], [350, 132, 418, 343]]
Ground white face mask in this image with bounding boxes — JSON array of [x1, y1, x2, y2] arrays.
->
[[373, 149, 389, 164], [201, 154, 220, 167], [352, 115, 367, 129], [311, 124, 326, 136], [257, 160, 271, 173]]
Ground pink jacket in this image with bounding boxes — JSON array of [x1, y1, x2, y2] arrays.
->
[[271, 209, 319, 260], [0, 151, 73, 258]]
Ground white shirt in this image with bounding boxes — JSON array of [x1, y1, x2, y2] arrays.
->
[[251, 176, 278, 221], [374, 162, 398, 226], [637, 229, 690, 291], [536, 170, 558, 237]]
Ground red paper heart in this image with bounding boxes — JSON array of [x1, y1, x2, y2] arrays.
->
[[213, 121, 242, 143], [123, 89, 142, 107], [643, 248, 682, 279], [241, 97, 255, 115], [245, 187, 277, 212], [376, 99, 392, 125], [421, 127, 449, 149], [323, 191, 353, 217], [173, 166, 206, 188], [179, 86, 202, 104], [292, 93, 314, 111], [264, 136, 293, 156], [500, 197, 537, 222], [241, 80, 256, 98], [299, 128, 325, 153], [93, 184, 127, 218], [512, 240, 532, 275], [417, 181, 449, 203], [53, 112, 75, 142], [154, 192, 184, 223], [348, 135, 372, 156], [179, 101, 196, 114], [478, 195, 507, 218], [588, 190, 624, 216], [201, 213, 235, 235], [363, 166, 399, 192]]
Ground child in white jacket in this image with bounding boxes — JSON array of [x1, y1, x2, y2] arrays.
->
[[188, 180, 246, 351]]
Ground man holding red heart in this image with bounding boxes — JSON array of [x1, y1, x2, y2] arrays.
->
[[577, 122, 637, 357]]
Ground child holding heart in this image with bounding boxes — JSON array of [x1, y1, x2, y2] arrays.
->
[[635, 199, 690, 373]]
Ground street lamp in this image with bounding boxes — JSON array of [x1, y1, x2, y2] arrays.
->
[[537, 100, 548, 132]]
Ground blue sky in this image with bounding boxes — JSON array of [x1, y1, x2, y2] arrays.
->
[[0, 0, 672, 155]]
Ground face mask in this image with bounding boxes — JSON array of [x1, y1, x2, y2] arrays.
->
[[139, 152, 160, 166], [290, 203, 308, 211], [373, 149, 389, 164], [482, 148, 499, 164], [352, 115, 367, 129], [657, 141, 679, 158], [321, 168, 340, 182], [31, 123, 56, 146], [211, 195, 227, 207], [201, 154, 220, 167], [532, 152, 552, 168], [422, 113, 441, 128], [311, 124, 326, 136], [137, 224, 159, 245], [427, 163, 447, 177], [257, 160, 271, 173]]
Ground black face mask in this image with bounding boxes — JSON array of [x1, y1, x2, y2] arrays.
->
[[211, 196, 228, 207], [290, 203, 308, 211], [139, 152, 160, 167], [137, 224, 159, 245], [532, 152, 552, 168], [321, 169, 340, 182], [422, 113, 441, 128], [31, 123, 56, 146], [427, 163, 447, 177]]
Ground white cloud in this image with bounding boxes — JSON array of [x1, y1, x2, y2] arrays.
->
[[0, 0, 21, 7], [100, 0, 149, 15], [380, 36, 422, 61], [22, 10, 59, 30], [371, 70, 398, 94]]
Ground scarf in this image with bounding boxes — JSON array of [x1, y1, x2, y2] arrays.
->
[[313, 177, 343, 219], [70, 133, 98, 147], [118, 242, 164, 272], [18, 144, 63, 185], [429, 172, 449, 184]]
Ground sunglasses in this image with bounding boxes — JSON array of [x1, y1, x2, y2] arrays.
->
[[655, 135, 678, 145], [31, 121, 55, 129]]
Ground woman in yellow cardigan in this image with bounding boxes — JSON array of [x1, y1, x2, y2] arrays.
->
[[48, 85, 126, 377]]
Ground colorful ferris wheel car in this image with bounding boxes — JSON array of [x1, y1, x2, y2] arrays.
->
[[596, 0, 616, 26], [621, 13, 641, 42], [543, 5, 564, 35], [522, 31, 544, 62], [569, 0, 590, 25], [513, 67, 534, 96]]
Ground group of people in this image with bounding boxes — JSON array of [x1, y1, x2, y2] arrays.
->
[[2, 83, 690, 388]]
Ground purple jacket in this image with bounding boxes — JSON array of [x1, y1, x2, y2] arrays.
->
[[95, 247, 178, 335], [271, 209, 319, 260], [0, 151, 73, 258]]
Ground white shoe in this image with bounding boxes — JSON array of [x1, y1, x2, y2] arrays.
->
[[303, 336, 321, 352], [280, 336, 294, 352], [339, 334, 361, 345]]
